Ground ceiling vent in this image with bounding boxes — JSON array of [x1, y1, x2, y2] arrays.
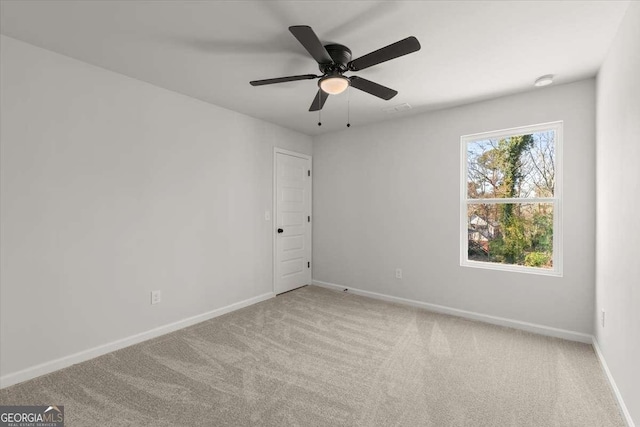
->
[[382, 103, 412, 113]]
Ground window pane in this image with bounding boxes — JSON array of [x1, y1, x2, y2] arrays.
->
[[467, 131, 555, 199], [467, 203, 554, 268]]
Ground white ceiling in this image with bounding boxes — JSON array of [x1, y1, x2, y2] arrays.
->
[[0, 1, 630, 136]]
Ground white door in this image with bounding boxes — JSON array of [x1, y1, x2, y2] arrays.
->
[[275, 150, 312, 294]]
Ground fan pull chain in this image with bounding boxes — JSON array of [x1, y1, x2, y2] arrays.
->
[[347, 86, 351, 128], [317, 92, 322, 126]]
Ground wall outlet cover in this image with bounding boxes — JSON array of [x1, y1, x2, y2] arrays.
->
[[151, 290, 162, 305]]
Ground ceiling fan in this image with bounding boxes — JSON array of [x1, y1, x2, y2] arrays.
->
[[250, 26, 421, 112]]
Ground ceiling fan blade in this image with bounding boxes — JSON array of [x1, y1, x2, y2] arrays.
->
[[289, 25, 333, 65], [348, 36, 421, 71], [349, 76, 398, 100], [250, 74, 318, 86], [309, 89, 329, 111]]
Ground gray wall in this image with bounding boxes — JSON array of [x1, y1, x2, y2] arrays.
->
[[312, 79, 596, 334], [0, 36, 312, 379], [595, 2, 640, 424]]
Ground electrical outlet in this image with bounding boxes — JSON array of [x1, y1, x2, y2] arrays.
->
[[601, 310, 605, 328], [151, 290, 162, 305], [395, 268, 402, 279]]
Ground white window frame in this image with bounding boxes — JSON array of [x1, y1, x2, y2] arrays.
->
[[460, 121, 563, 276]]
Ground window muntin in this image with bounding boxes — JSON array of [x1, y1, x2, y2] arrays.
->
[[461, 122, 562, 276]]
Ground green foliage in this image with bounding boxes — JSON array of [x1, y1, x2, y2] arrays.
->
[[524, 252, 551, 267], [530, 210, 553, 252], [488, 238, 506, 263], [498, 135, 534, 220], [489, 211, 528, 264], [487, 204, 553, 267]]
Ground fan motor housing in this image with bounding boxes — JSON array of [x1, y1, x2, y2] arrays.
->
[[320, 44, 352, 73]]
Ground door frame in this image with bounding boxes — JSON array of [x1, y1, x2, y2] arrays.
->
[[273, 147, 312, 295]]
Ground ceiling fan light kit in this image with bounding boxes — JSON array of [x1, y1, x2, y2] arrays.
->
[[319, 74, 350, 95], [250, 25, 421, 120]]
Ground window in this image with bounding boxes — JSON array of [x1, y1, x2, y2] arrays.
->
[[460, 122, 562, 276]]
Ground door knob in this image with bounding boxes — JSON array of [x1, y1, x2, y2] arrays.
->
[[277, 228, 284, 233]]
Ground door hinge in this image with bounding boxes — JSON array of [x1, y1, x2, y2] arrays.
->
[[308, 215, 311, 222], [308, 170, 311, 177], [308, 262, 310, 268]]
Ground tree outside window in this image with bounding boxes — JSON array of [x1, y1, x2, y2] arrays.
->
[[461, 122, 562, 275]]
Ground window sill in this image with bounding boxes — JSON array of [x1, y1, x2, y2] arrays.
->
[[461, 259, 563, 277]]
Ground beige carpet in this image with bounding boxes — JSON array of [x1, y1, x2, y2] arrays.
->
[[0, 286, 624, 426]]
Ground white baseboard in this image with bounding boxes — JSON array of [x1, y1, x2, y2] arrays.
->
[[0, 292, 274, 389], [312, 280, 592, 343], [592, 337, 636, 427]]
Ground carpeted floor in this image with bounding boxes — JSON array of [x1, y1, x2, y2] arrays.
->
[[0, 286, 625, 426]]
